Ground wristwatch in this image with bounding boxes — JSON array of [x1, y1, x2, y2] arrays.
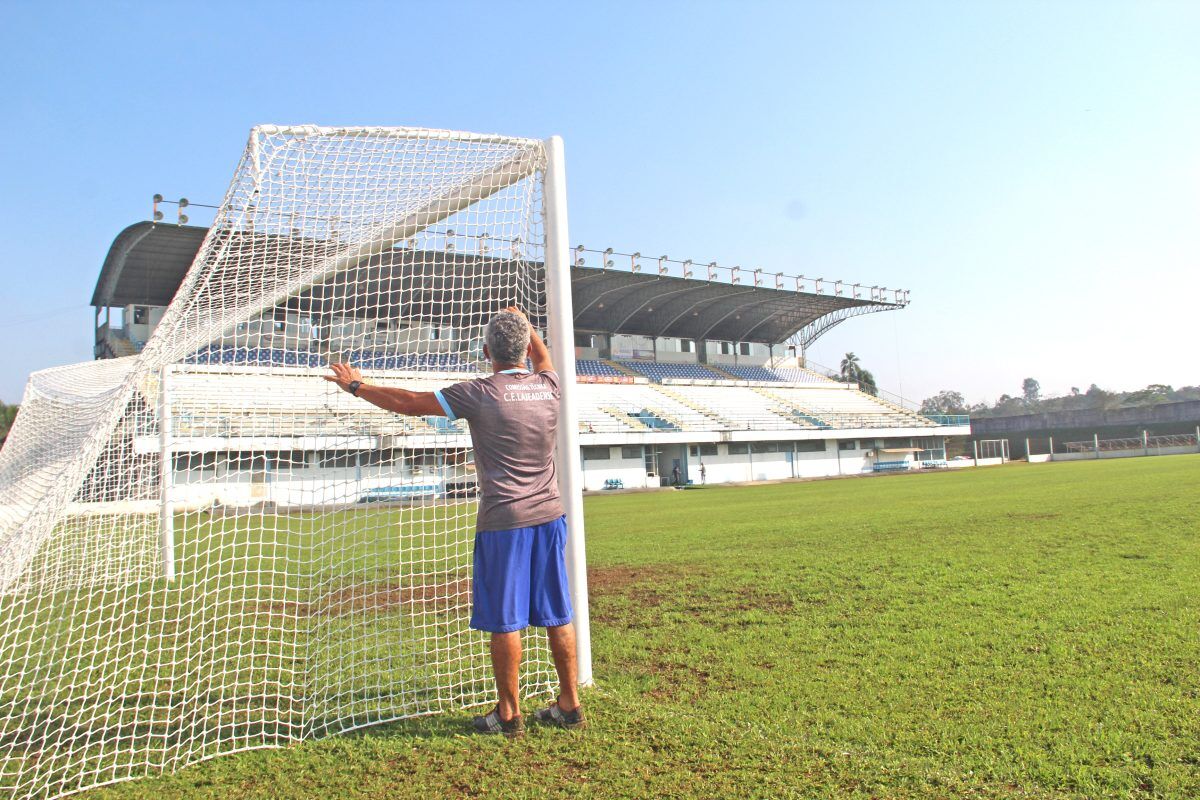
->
[[347, 380, 362, 397]]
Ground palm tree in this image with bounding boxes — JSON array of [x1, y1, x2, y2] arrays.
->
[[857, 369, 878, 396], [840, 352, 860, 383]]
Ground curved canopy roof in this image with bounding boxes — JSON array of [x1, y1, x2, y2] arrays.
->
[[92, 222, 903, 345]]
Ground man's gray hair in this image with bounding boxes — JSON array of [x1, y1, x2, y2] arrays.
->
[[485, 311, 530, 366]]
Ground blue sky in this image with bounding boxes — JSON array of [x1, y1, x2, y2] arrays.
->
[[1, 1, 1196, 404]]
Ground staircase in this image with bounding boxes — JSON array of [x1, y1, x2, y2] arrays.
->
[[701, 363, 741, 381], [651, 386, 733, 428], [859, 391, 934, 427], [752, 388, 830, 429], [601, 406, 644, 429], [604, 360, 644, 379]]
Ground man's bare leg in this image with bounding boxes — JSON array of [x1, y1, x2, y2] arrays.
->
[[490, 631, 522, 720], [546, 622, 579, 711]]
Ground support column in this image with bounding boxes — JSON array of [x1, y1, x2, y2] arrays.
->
[[544, 135, 592, 687], [158, 366, 176, 581], [972, 439, 978, 467], [1143, 429, 1149, 456], [1025, 437, 1031, 461], [1094, 433, 1100, 459]]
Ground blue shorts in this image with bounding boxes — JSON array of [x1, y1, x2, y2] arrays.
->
[[470, 515, 573, 634]]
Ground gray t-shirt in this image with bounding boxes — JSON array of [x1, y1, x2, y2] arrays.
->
[[436, 369, 564, 531]]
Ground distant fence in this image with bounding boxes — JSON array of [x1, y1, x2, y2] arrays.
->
[[1063, 433, 1198, 453], [1029, 429, 1200, 462]]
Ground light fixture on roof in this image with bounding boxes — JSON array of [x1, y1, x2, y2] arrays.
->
[[152, 194, 164, 222], [604, 247, 614, 269], [630, 251, 640, 272], [575, 244, 585, 266], [658, 255, 669, 275], [178, 197, 189, 225], [683, 259, 693, 278]]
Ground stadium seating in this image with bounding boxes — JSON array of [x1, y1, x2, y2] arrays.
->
[[769, 386, 934, 429], [720, 365, 783, 382], [166, 362, 936, 442], [767, 367, 835, 384], [183, 346, 478, 372], [617, 361, 723, 382], [661, 384, 812, 430], [575, 359, 625, 378], [576, 383, 713, 431]]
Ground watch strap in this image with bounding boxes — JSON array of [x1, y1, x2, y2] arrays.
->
[[348, 380, 362, 397]]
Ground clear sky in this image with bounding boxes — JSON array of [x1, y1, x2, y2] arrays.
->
[[1, 0, 1196, 405]]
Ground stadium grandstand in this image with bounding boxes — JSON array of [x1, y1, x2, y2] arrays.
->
[[90, 219, 969, 502]]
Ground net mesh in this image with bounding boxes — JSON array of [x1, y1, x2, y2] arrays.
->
[[0, 126, 556, 799]]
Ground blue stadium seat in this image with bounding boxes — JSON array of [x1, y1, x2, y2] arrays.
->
[[723, 365, 785, 382], [617, 361, 722, 382]]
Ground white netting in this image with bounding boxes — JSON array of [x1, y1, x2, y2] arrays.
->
[[0, 126, 556, 799]]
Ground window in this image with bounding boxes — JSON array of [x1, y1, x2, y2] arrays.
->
[[319, 450, 362, 469], [620, 445, 643, 460], [720, 341, 733, 355], [688, 444, 717, 457], [859, 439, 878, 450], [133, 306, 148, 325], [269, 451, 309, 470], [226, 452, 267, 472], [739, 342, 751, 356], [795, 440, 825, 453], [680, 339, 694, 353], [751, 442, 783, 454], [727, 442, 749, 455], [582, 446, 611, 461], [838, 440, 857, 451], [173, 452, 217, 472]]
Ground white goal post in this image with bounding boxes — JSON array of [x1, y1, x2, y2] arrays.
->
[[0, 125, 590, 799]]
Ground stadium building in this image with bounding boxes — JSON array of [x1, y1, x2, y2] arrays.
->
[[90, 220, 969, 507]]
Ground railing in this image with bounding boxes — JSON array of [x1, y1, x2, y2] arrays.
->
[[923, 414, 970, 426], [572, 246, 910, 305]]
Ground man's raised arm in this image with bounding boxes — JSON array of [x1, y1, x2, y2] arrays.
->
[[505, 306, 554, 373], [324, 362, 445, 416]]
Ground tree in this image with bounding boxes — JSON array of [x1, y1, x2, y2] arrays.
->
[[1021, 378, 1041, 406], [920, 390, 967, 415], [857, 369, 878, 396], [840, 352, 861, 382], [0, 403, 17, 449]]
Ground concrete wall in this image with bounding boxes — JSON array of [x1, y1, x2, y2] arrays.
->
[[579, 447, 651, 490]]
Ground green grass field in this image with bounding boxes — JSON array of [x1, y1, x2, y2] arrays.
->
[[82, 456, 1199, 799]]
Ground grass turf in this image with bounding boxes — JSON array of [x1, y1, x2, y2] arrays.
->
[[82, 455, 1200, 799]]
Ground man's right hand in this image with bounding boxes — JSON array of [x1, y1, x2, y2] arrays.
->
[[324, 362, 364, 393]]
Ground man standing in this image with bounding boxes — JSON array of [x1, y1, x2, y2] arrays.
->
[[325, 308, 584, 738], [699, 462, 707, 485]]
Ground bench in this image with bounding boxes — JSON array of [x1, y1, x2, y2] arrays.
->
[[872, 460, 910, 473], [603, 478, 625, 490]]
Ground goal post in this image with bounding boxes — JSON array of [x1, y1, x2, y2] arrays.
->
[[543, 135, 592, 687], [0, 125, 589, 799]]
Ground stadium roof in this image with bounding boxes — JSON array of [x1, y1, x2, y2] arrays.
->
[[92, 222, 906, 346]]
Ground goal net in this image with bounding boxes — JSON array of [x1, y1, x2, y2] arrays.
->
[[0, 125, 583, 799]]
